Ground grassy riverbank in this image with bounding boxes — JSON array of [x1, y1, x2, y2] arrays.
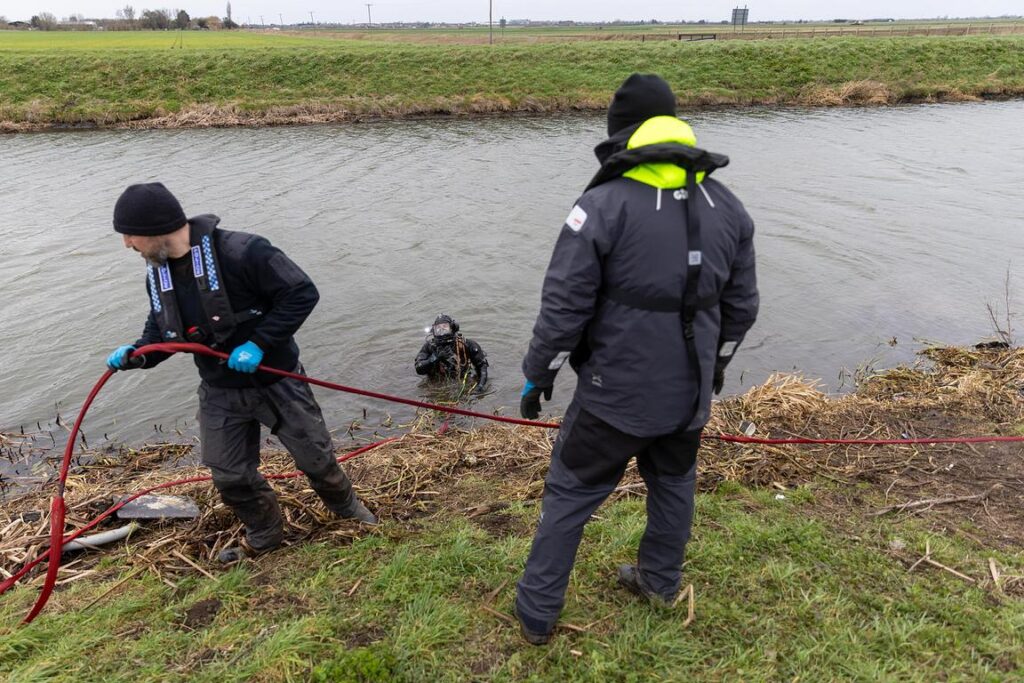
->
[[2, 488, 1021, 682], [1, 345, 1023, 680], [1, 34, 1023, 130]]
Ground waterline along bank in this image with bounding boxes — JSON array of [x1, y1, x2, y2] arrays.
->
[[1, 35, 1023, 131]]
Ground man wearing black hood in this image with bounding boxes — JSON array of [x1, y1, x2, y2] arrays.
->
[[105, 183, 377, 563], [514, 74, 759, 643]]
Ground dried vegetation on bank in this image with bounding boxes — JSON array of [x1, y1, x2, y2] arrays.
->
[[2, 344, 1021, 593]]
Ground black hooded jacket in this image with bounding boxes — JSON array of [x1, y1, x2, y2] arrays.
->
[[522, 118, 759, 436]]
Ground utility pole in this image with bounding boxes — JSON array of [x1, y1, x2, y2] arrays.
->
[[489, 0, 493, 44], [309, 10, 315, 35], [365, 3, 372, 26], [260, 15, 264, 28], [279, 12, 284, 26]]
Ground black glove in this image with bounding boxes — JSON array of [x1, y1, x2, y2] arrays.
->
[[713, 339, 739, 395], [475, 366, 489, 394], [520, 381, 552, 420], [415, 353, 438, 375], [713, 360, 727, 395]]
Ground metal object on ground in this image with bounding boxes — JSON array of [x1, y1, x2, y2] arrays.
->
[[63, 522, 138, 552], [115, 494, 200, 520]]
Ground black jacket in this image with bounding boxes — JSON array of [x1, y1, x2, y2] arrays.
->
[[135, 219, 319, 388], [523, 120, 759, 436]]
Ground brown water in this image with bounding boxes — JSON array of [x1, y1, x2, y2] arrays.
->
[[1, 102, 1022, 464]]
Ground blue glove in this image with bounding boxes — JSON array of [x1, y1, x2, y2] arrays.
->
[[520, 380, 553, 420], [228, 341, 264, 373], [106, 345, 141, 371]]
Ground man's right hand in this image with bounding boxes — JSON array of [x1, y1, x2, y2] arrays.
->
[[520, 380, 553, 420], [106, 345, 144, 371], [415, 353, 438, 374]]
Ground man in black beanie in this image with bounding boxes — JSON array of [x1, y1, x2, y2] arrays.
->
[[606, 72, 678, 137], [107, 182, 376, 562], [514, 74, 760, 643]]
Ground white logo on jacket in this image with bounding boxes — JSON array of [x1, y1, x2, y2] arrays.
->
[[565, 205, 588, 232]]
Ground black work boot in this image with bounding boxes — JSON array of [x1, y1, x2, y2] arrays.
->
[[336, 498, 378, 525], [307, 466, 378, 524], [215, 488, 285, 564], [514, 600, 553, 646], [617, 564, 675, 608], [217, 536, 281, 564]]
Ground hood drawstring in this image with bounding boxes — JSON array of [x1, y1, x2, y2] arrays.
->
[[699, 183, 716, 208]]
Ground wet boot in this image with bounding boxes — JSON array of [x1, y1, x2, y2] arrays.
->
[[617, 564, 676, 608], [216, 486, 285, 564], [308, 465, 378, 525], [217, 536, 280, 564], [514, 599, 553, 646]]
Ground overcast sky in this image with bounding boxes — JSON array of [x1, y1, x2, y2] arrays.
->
[[4, 1, 1021, 25]]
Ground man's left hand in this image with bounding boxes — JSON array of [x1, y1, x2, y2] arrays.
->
[[520, 380, 552, 419], [228, 341, 264, 373]]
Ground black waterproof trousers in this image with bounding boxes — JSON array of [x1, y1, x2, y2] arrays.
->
[[198, 366, 358, 550], [516, 400, 700, 633]]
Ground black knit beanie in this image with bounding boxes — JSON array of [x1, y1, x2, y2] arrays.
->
[[607, 73, 678, 136], [113, 182, 187, 236]]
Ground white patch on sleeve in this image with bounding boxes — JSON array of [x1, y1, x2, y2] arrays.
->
[[548, 351, 571, 370], [565, 205, 588, 233], [719, 341, 738, 358]]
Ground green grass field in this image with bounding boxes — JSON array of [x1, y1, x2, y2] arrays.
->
[[1, 33, 1023, 129], [1, 482, 1021, 681]]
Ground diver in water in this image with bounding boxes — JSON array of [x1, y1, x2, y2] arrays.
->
[[414, 314, 489, 394]]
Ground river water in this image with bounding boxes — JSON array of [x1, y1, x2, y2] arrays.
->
[[1, 102, 1022, 462]]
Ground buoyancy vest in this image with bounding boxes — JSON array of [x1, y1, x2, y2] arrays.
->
[[147, 215, 262, 349]]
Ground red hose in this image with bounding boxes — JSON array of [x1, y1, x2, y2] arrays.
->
[[134, 343, 563, 429], [708, 434, 1024, 446], [6, 341, 1024, 625], [3, 440, 395, 619]]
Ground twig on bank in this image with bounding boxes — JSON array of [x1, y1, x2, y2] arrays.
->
[[906, 540, 976, 584], [480, 604, 514, 624], [675, 583, 696, 628], [485, 578, 509, 604], [82, 569, 144, 611], [170, 550, 216, 580], [907, 539, 932, 573], [989, 557, 1001, 587], [923, 557, 976, 584], [872, 485, 1001, 516]]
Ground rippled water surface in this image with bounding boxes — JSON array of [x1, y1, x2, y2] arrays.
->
[[1, 102, 1022, 455]]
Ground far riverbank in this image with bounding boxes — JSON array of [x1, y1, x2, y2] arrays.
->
[[1, 35, 1023, 132]]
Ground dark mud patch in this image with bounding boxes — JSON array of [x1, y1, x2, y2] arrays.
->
[[182, 597, 222, 629], [345, 624, 387, 648], [473, 511, 531, 539]]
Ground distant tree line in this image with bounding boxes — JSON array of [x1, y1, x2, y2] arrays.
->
[[3, 3, 239, 30]]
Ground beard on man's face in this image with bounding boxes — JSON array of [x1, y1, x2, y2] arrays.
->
[[135, 237, 172, 266], [145, 247, 171, 266]]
